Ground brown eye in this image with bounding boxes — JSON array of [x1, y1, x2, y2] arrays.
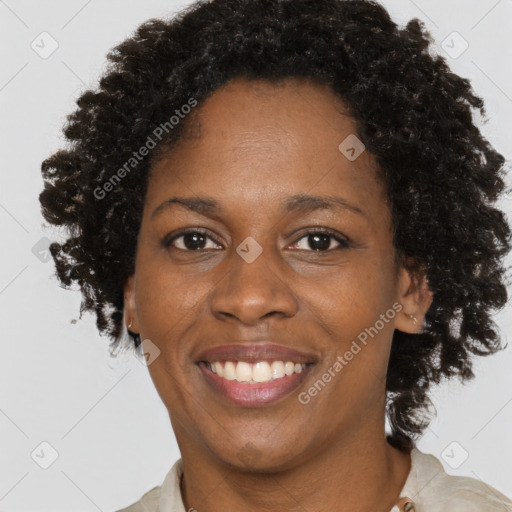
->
[[164, 230, 222, 251], [291, 229, 350, 252]]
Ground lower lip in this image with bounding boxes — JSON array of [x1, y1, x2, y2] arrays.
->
[[198, 362, 314, 407]]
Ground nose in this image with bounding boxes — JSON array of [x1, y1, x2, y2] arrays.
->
[[210, 244, 298, 326]]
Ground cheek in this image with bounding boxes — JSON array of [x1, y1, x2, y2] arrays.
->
[[134, 250, 206, 337], [136, 267, 204, 408], [315, 254, 396, 324], [306, 252, 397, 367]]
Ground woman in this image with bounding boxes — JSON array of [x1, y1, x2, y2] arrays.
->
[[39, 0, 512, 510]]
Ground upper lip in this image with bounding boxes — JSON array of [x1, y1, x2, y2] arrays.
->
[[196, 342, 318, 365]]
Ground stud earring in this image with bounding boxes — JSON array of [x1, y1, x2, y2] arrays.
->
[[410, 314, 418, 324], [128, 319, 133, 330]]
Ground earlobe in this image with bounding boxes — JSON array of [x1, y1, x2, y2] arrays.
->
[[394, 264, 433, 334], [124, 274, 139, 333]]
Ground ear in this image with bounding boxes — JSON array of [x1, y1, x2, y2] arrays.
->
[[394, 261, 433, 334], [124, 274, 139, 334]]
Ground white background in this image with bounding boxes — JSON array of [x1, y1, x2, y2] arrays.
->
[[1, 0, 511, 510]]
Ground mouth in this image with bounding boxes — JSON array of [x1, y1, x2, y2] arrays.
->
[[195, 342, 318, 406]]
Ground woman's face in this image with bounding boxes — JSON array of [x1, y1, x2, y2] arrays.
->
[[125, 77, 430, 470]]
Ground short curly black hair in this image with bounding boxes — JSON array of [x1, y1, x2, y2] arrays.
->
[[39, 0, 511, 449]]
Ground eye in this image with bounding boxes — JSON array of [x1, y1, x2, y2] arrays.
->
[[163, 228, 350, 252], [163, 229, 223, 251], [290, 229, 350, 252]]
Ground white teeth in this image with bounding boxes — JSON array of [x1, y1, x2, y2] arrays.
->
[[214, 362, 223, 377], [207, 360, 308, 383], [252, 361, 271, 382], [235, 361, 252, 382], [270, 361, 285, 379], [223, 361, 236, 380]]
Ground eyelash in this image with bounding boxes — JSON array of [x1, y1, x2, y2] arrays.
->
[[163, 227, 351, 252]]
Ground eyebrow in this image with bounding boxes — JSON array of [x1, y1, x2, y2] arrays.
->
[[151, 194, 366, 220]]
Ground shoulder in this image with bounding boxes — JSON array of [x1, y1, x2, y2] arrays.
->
[[114, 486, 161, 512], [113, 459, 184, 512], [408, 448, 512, 512]]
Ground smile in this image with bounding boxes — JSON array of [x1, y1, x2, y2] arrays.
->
[[207, 360, 308, 383], [198, 360, 315, 406]]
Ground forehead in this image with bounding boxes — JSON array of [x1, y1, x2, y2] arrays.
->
[[148, 77, 387, 215], [176, 77, 360, 156]]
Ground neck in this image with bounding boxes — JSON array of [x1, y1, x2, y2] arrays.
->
[[176, 420, 412, 512]]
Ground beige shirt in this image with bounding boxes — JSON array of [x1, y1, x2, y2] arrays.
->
[[116, 447, 512, 512]]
